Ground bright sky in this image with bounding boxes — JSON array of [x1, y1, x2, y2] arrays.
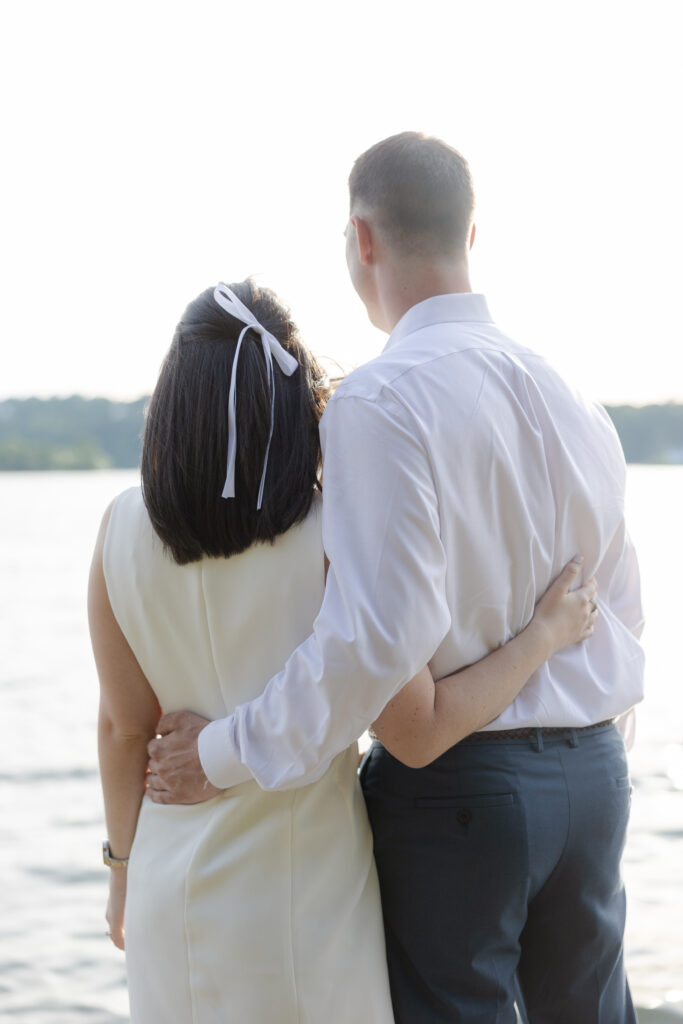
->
[[2, 0, 682, 405]]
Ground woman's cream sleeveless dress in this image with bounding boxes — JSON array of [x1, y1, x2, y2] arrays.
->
[[103, 487, 394, 1024]]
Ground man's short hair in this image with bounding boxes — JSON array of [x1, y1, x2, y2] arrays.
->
[[349, 131, 475, 258]]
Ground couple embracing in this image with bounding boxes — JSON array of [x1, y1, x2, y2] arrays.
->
[[90, 132, 644, 1023]]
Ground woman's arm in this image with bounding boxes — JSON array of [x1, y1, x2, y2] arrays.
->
[[88, 502, 160, 950], [372, 559, 598, 768]]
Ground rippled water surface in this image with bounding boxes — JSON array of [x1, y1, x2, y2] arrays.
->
[[1, 468, 682, 1021]]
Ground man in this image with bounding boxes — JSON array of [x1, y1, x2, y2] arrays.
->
[[148, 132, 644, 1022]]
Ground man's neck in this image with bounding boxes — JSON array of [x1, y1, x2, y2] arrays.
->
[[378, 261, 473, 333]]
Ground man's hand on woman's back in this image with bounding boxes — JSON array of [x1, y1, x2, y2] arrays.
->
[[147, 710, 223, 804]]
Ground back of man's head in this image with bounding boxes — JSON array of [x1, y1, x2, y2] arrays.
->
[[349, 132, 475, 260]]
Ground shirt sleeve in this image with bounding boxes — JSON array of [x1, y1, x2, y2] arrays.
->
[[594, 519, 644, 753], [605, 529, 645, 640], [198, 389, 451, 790], [592, 405, 645, 642]]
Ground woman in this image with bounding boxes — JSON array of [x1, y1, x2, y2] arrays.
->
[[89, 280, 598, 1023]]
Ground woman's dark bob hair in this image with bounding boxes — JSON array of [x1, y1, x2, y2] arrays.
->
[[141, 280, 328, 565]]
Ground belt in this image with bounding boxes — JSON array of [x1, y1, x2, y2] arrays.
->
[[464, 719, 615, 743]]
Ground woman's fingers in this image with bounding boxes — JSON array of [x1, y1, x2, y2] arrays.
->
[[106, 903, 125, 950], [582, 581, 598, 614], [573, 577, 598, 609], [577, 576, 599, 638], [573, 574, 596, 598], [553, 557, 583, 594]]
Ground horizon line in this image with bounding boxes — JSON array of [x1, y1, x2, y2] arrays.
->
[[2, 392, 683, 410]]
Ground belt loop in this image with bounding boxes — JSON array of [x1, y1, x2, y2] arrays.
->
[[532, 729, 544, 753], [568, 728, 579, 749]]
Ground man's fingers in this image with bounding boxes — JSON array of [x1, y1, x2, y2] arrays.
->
[[155, 712, 177, 735], [156, 710, 192, 734], [147, 738, 172, 761], [146, 781, 194, 805], [146, 772, 170, 793], [147, 787, 174, 805]]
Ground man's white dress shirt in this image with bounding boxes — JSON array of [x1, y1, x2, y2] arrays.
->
[[199, 293, 644, 790]]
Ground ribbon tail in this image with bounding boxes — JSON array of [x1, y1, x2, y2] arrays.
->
[[222, 333, 244, 499], [256, 341, 276, 510]]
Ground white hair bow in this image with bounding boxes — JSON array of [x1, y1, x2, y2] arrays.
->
[[214, 284, 299, 509]]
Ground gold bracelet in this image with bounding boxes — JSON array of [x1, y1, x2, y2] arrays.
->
[[102, 840, 129, 868]]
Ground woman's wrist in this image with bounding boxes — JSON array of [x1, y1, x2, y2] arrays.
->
[[102, 840, 130, 868], [520, 616, 555, 666]]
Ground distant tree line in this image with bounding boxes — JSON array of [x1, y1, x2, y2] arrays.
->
[[603, 404, 683, 465], [0, 396, 147, 470], [0, 396, 682, 470]]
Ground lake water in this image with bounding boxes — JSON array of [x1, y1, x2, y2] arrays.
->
[[1, 467, 682, 1022]]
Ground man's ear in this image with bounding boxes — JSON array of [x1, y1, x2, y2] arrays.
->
[[468, 222, 476, 251], [351, 215, 374, 265]]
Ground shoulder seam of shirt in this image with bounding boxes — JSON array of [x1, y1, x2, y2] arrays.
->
[[328, 377, 443, 517], [332, 341, 532, 404]]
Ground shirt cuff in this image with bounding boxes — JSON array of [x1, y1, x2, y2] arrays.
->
[[198, 717, 254, 789]]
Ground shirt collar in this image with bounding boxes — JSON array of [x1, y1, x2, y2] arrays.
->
[[383, 293, 494, 353]]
